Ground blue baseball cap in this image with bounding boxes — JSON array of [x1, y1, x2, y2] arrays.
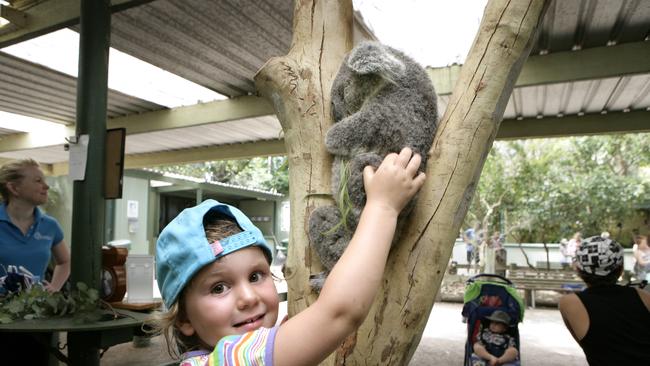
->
[[156, 199, 273, 308]]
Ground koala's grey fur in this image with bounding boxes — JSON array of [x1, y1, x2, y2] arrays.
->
[[308, 41, 438, 290]]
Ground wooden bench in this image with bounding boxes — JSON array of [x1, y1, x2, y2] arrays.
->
[[507, 268, 584, 308]]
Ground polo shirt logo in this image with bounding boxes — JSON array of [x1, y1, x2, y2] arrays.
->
[[33, 232, 53, 241]]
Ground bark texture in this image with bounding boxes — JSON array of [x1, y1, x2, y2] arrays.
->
[[255, 0, 549, 364], [254, 2, 353, 363]]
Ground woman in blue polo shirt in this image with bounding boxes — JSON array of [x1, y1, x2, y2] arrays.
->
[[0, 159, 71, 366], [0, 158, 70, 293]]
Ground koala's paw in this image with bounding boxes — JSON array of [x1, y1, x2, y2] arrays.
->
[[308, 205, 351, 272], [324, 123, 352, 156], [346, 153, 383, 208], [309, 272, 327, 293]]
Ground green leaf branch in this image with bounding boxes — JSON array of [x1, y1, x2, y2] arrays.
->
[[0, 282, 102, 324]]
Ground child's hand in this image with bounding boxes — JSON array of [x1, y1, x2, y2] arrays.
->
[[362, 147, 426, 216]]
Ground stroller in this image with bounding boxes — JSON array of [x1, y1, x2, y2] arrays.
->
[[462, 274, 525, 366]]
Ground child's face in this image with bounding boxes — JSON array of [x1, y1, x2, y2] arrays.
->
[[178, 246, 279, 348], [489, 321, 507, 334]]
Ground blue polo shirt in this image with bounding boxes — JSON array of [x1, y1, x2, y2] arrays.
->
[[0, 203, 64, 280]]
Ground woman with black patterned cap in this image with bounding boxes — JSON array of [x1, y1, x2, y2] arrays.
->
[[559, 236, 650, 366]]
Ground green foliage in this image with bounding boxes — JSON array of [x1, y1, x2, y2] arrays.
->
[[466, 134, 649, 245], [157, 156, 289, 195], [0, 282, 101, 324]]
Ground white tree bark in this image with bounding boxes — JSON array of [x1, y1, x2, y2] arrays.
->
[[255, 0, 550, 364], [255, 2, 352, 363]]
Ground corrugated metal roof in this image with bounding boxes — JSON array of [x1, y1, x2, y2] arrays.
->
[[142, 168, 285, 198], [504, 74, 650, 119], [438, 73, 650, 119], [0, 115, 283, 163], [125, 116, 282, 154], [0, 144, 65, 163], [0, 51, 165, 124], [110, 0, 294, 98], [434, 0, 650, 121], [534, 0, 650, 54]]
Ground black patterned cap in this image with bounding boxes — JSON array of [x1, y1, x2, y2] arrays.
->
[[574, 236, 624, 276]]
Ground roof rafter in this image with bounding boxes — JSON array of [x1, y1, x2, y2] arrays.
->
[[0, 95, 273, 152], [498, 110, 650, 140], [428, 41, 650, 95], [47, 138, 286, 175]]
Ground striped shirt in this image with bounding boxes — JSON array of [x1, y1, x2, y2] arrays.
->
[[180, 326, 278, 366]]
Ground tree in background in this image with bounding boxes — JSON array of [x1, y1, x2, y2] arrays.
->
[[466, 133, 650, 246], [156, 156, 289, 195]]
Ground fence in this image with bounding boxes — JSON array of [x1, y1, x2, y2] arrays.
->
[[449, 240, 636, 271]]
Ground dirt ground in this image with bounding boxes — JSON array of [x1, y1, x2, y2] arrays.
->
[[92, 270, 588, 365], [96, 301, 587, 366]]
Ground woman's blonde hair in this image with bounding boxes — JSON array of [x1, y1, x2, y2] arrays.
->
[[0, 158, 40, 203], [148, 213, 243, 358]]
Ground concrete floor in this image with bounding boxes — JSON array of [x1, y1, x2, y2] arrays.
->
[[98, 301, 587, 366]]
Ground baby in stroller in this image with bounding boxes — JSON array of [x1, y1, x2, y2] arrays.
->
[[471, 310, 519, 366], [462, 274, 523, 366]]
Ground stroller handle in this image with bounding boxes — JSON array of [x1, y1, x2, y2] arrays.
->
[[467, 273, 513, 286]]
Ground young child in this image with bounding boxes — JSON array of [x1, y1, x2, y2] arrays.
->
[[471, 310, 519, 366], [153, 147, 425, 365]]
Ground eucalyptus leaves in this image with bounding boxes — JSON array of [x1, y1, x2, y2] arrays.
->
[[0, 282, 100, 324]]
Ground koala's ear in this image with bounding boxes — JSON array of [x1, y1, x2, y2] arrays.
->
[[346, 41, 405, 81]]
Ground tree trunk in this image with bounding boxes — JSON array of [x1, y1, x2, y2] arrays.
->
[[254, 2, 352, 364], [255, 0, 549, 364], [518, 242, 537, 270], [543, 242, 551, 270]]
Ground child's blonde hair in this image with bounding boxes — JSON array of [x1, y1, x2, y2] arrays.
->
[[149, 213, 243, 358], [0, 158, 40, 203]]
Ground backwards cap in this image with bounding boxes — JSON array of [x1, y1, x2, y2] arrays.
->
[[156, 199, 273, 308], [574, 236, 624, 277]]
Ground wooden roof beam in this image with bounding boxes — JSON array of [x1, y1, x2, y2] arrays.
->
[[428, 41, 650, 95], [48, 139, 286, 175], [498, 110, 650, 139], [0, 95, 273, 152], [0, 0, 154, 47]]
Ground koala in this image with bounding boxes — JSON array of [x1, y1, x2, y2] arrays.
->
[[307, 41, 438, 290]]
